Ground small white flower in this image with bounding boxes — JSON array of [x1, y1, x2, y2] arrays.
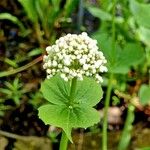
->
[[79, 58, 86, 65], [58, 64, 63, 68], [60, 73, 66, 79], [43, 63, 47, 69], [83, 64, 89, 70], [95, 74, 103, 83], [47, 69, 51, 74], [47, 61, 52, 67], [71, 55, 76, 60], [64, 77, 68, 81], [85, 71, 90, 76], [92, 68, 96, 74], [94, 60, 102, 68], [77, 55, 82, 59], [82, 55, 87, 60], [64, 59, 71, 66], [99, 66, 108, 72], [46, 46, 52, 52], [64, 67, 70, 73], [52, 69, 56, 73], [52, 60, 57, 67]]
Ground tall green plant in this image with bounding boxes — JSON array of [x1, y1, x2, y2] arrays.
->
[[38, 32, 107, 150]]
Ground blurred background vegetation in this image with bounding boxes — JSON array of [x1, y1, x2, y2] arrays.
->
[[0, 0, 150, 150]]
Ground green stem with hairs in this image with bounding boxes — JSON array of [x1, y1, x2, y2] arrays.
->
[[102, 0, 116, 149], [59, 78, 77, 150], [102, 73, 114, 150]]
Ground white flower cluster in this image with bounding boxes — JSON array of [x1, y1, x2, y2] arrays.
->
[[43, 32, 107, 83]]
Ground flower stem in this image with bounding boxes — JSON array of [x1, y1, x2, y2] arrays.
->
[[70, 77, 77, 103], [102, 0, 116, 149], [102, 73, 113, 150], [59, 78, 77, 150], [59, 131, 69, 150], [0, 56, 43, 78]]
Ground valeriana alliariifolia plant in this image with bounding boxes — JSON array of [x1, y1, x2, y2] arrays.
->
[[38, 32, 107, 150]]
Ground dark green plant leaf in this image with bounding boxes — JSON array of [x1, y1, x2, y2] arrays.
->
[[51, 0, 61, 11], [74, 77, 103, 107], [27, 48, 43, 57], [137, 26, 150, 47], [139, 85, 150, 105], [87, 6, 112, 21], [64, 0, 79, 17], [18, 0, 38, 23], [40, 75, 70, 105], [93, 33, 145, 74], [0, 13, 26, 33], [112, 43, 145, 73], [130, 0, 150, 28]]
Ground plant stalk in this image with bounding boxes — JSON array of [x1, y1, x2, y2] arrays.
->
[[102, 0, 116, 149], [34, 22, 44, 46], [117, 104, 135, 150], [69, 77, 77, 103], [0, 56, 43, 78], [59, 131, 69, 150], [59, 78, 77, 150], [102, 73, 113, 150]]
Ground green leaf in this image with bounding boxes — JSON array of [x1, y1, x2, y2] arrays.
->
[[139, 85, 150, 105], [27, 48, 43, 57], [64, 0, 79, 17], [39, 75, 102, 141], [74, 77, 103, 107], [0, 13, 26, 33], [137, 26, 150, 47], [38, 103, 100, 141], [130, 0, 150, 28], [0, 88, 12, 95], [51, 0, 61, 11], [93, 33, 145, 74], [113, 43, 145, 73], [41, 75, 70, 105], [18, 0, 38, 23], [87, 6, 112, 21], [41, 75, 103, 106]]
